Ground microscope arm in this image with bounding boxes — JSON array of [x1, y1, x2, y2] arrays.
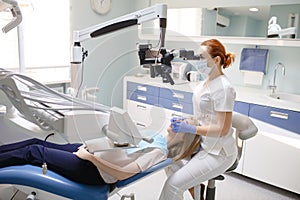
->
[[71, 4, 167, 64]]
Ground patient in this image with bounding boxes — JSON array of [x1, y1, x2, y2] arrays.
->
[[0, 125, 200, 186]]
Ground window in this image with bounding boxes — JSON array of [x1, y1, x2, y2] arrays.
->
[[140, 8, 202, 37], [0, 12, 19, 69], [167, 8, 202, 36], [0, 0, 70, 74]]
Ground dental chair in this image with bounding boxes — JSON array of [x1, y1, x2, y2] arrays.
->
[[0, 71, 257, 200], [0, 158, 173, 200], [0, 114, 257, 200], [194, 112, 258, 200], [0, 70, 175, 200]]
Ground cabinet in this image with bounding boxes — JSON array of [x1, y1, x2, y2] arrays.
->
[[249, 104, 300, 135], [234, 101, 300, 194], [124, 77, 194, 135]]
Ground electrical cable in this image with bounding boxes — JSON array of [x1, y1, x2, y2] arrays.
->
[[9, 189, 20, 200], [75, 50, 88, 98], [42, 133, 54, 174]]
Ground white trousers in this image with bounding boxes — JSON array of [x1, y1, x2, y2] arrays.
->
[[159, 149, 237, 200]]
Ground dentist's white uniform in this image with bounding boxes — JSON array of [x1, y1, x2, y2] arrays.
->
[[159, 75, 238, 200]]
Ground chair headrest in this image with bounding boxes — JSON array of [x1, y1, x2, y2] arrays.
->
[[232, 112, 258, 140]]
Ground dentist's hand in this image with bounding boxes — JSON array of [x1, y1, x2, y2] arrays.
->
[[171, 120, 197, 134], [171, 117, 185, 124]]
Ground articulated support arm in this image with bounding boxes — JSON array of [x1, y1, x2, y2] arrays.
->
[[70, 4, 168, 91], [71, 4, 167, 64]]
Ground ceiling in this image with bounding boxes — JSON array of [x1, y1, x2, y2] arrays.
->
[[218, 6, 271, 21]]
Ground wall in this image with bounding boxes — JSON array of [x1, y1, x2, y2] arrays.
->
[[164, 40, 300, 94], [225, 45, 300, 94], [70, 0, 300, 109], [201, 9, 217, 36], [70, 0, 146, 108], [141, 0, 300, 95]]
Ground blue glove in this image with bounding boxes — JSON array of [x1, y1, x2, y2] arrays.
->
[[170, 117, 185, 124], [171, 121, 197, 134]]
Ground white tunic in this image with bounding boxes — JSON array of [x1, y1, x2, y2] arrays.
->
[[192, 75, 237, 156]]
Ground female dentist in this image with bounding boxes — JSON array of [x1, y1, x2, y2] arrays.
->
[[159, 39, 237, 200]]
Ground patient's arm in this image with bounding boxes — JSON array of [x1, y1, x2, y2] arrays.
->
[[74, 147, 165, 181]]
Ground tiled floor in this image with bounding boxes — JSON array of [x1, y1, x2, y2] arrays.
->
[[215, 173, 299, 200]]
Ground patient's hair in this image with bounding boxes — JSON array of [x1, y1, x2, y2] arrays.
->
[[167, 118, 201, 162]]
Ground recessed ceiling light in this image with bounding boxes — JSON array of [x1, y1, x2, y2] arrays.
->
[[249, 7, 259, 12]]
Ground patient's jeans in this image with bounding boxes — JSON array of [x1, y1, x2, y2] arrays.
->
[[0, 138, 105, 185]]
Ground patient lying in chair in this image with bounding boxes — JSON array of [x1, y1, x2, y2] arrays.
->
[[0, 127, 201, 186]]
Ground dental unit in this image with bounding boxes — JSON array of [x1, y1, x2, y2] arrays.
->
[[0, 3, 259, 200], [0, 69, 258, 198], [0, 71, 258, 200], [267, 16, 298, 38], [0, 4, 174, 200], [0, 98, 257, 200]]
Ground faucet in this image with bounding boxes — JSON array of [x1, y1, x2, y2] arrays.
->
[[268, 62, 286, 94]]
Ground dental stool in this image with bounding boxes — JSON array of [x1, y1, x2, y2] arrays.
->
[[194, 112, 258, 200]]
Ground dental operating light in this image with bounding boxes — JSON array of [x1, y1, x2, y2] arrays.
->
[[0, 0, 22, 33]]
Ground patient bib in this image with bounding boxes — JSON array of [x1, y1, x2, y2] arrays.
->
[[126, 134, 168, 155]]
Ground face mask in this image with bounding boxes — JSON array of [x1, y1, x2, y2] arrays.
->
[[194, 60, 213, 75]]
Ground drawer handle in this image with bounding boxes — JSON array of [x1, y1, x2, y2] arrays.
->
[[137, 85, 147, 92], [172, 103, 183, 110], [172, 113, 183, 118], [172, 92, 184, 99], [136, 122, 146, 128], [137, 104, 147, 110], [137, 95, 147, 101], [270, 111, 289, 120]]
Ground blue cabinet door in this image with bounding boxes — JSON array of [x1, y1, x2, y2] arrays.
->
[[127, 81, 160, 105], [234, 101, 250, 115], [249, 104, 300, 135], [159, 88, 193, 104], [159, 98, 193, 115], [127, 82, 159, 96], [159, 88, 193, 114]]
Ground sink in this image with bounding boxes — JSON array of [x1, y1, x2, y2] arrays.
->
[[268, 92, 300, 103]]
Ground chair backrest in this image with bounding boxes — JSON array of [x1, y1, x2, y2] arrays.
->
[[232, 112, 258, 140], [232, 112, 258, 160]]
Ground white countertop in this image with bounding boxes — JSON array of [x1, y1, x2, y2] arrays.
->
[[235, 86, 300, 112], [124, 74, 199, 92], [125, 75, 300, 112]]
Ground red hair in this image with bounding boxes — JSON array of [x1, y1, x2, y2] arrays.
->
[[201, 39, 235, 69]]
